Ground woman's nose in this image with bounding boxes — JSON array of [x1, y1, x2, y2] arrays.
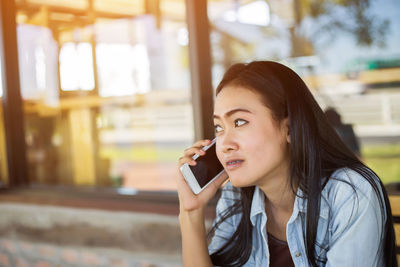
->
[[220, 131, 238, 153]]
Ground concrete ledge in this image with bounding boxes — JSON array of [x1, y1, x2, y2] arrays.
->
[[0, 203, 182, 254]]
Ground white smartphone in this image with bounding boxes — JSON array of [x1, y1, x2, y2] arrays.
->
[[180, 138, 225, 195]]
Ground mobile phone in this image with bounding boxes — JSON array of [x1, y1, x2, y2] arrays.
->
[[180, 138, 225, 194]]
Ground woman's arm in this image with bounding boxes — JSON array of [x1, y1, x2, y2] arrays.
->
[[179, 208, 213, 267]]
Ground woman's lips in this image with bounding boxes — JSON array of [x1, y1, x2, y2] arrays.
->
[[226, 160, 244, 170]]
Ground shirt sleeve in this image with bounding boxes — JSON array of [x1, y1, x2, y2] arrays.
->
[[208, 183, 241, 255], [325, 173, 386, 267]]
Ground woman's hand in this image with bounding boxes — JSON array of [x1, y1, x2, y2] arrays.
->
[[176, 139, 228, 213]]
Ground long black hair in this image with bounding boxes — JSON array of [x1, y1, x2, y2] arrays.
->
[[208, 61, 397, 267]]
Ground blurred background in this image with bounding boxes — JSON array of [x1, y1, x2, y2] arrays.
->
[[0, 0, 399, 266]]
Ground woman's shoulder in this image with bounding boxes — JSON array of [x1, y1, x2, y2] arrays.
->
[[322, 167, 383, 208], [326, 167, 379, 191]]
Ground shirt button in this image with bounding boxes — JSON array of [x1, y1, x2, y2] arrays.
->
[[295, 252, 301, 257]]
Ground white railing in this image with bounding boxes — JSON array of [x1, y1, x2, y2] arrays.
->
[[315, 92, 400, 137]]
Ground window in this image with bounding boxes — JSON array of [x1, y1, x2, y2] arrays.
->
[[208, 0, 400, 184], [59, 42, 95, 91], [15, 0, 194, 190]]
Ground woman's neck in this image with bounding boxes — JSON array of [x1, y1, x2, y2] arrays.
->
[[259, 173, 297, 241], [262, 180, 296, 215], [257, 162, 296, 214]]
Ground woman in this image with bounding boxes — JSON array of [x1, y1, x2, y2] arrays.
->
[[176, 61, 397, 267]]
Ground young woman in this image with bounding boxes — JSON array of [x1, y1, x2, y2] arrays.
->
[[176, 61, 397, 267]]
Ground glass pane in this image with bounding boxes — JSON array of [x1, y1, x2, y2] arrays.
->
[[16, 0, 193, 190], [208, 0, 400, 184], [59, 42, 95, 91]]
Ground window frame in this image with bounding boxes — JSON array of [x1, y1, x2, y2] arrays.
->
[[0, 0, 214, 214]]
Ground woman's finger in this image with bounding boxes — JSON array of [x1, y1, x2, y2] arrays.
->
[[178, 156, 197, 167], [184, 139, 211, 154], [179, 139, 212, 166], [183, 147, 206, 158], [192, 139, 211, 148]]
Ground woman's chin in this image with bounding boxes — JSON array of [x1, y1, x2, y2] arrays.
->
[[229, 177, 253, 188]]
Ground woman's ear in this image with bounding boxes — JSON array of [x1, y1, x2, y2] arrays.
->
[[282, 117, 290, 143]]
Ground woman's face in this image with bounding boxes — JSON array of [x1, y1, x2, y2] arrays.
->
[[213, 85, 290, 188]]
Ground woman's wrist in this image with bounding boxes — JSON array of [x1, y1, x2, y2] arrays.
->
[[179, 208, 208, 235], [179, 206, 205, 223], [180, 207, 212, 267]]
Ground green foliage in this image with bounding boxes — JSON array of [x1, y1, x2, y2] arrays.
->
[[362, 144, 400, 184], [292, 0, 390, 57]]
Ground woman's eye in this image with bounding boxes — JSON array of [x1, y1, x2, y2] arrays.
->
[[235, 119, 247, 127], [214, 124, 223, 133]]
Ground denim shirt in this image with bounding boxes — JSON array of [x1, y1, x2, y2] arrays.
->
[[208, 168, 386, 267]]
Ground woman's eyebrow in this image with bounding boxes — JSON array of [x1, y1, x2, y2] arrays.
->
[[213, 108, 252, 120]]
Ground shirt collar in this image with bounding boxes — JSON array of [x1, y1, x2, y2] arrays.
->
[[249, 184, 329, 227], [250, 186, 266, 226]]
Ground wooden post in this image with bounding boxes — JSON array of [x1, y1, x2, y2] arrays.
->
[[185, 0, 214, 141], [0, 0, 28, 186]]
